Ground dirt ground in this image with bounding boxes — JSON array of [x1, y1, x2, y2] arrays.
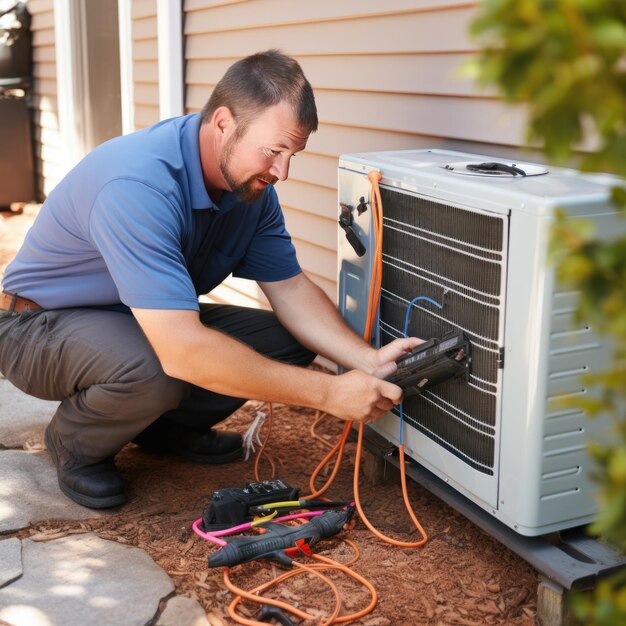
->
[[1, 208, 538, 625]]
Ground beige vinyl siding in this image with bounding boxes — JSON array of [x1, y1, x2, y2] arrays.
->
[[184, 0, 530, 308], [29, 0, 61, 198], [132, 0, 159, 130]]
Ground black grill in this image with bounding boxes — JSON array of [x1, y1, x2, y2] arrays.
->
[[379, 187, 506, 475]]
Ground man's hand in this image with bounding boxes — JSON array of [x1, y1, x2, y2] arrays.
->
[[320, 336, 425, 424], [363, 336, 425, 380], [323, 369, 404, 423]]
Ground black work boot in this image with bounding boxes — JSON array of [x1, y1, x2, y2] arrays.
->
[[133, 422, 243, 464], [44, 422, 126, 509]]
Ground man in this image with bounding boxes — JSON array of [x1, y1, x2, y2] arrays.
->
[[0, 50, 418, 510]]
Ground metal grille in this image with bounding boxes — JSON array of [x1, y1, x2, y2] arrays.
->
[[379, 187, 506, 475]]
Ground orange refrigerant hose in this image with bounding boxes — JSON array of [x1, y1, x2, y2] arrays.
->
[[225, 540, 376, 625], [309, 169, 428, 547]]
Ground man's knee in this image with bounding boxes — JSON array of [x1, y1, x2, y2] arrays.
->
[[125, 359, 189, 416], [199, 304, 317, 366], [80, 355, 189, 422], [266, 321, 317, 366], [289, 343, 317, 367]]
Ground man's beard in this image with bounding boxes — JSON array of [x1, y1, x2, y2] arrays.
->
[[219, 137, 277, 203]]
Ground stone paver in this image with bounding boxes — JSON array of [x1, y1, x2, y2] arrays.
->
[[0, 379, 57, 449], [0, 538, 22, 588], [0, 342, 206, 625], [0, 533, 175, 626], [157, 596, 210, 626], [0, 450, 104, 533]]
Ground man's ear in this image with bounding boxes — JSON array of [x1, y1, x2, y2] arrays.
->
[[212, 106, 235, 136]]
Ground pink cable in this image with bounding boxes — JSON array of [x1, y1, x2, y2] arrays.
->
[[192, 511, 325, 547]]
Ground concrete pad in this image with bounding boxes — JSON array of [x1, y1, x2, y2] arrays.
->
[[157, 596, 210, 626], [0, 451, 105, 533], [0, 533, 175, 626], [0, 379, 58, 450], [0, 539, 22, 588]]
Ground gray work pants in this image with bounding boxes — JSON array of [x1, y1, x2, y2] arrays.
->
[[0, 304, 315, 462]]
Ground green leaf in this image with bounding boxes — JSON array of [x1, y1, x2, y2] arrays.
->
[[471, 1, 626, 618], [608, 448, 626, 483]]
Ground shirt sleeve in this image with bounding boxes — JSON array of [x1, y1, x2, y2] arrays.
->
[[233, 187, 302, 282], [88, 179, 200, 310]]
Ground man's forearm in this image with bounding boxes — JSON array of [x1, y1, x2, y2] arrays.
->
[[132, 305, 332, 405], [166, 324, 334, 407], [260, 274, 376, 373]]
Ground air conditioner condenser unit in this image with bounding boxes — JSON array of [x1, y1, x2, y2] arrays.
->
[[337, 149, 624, 536]]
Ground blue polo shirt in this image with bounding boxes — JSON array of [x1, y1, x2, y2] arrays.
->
[[2, 114, 301, 311]]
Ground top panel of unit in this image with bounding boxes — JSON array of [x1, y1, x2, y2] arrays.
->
[[339, 149, 621, 216]]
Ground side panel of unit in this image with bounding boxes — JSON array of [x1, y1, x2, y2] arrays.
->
[[337, 167, 377, 340], [499, 209, 621, 534]]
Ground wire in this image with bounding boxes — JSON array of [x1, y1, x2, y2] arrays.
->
[[224, 543, 377, 625], [253, 499, 353, 514], [364, 171, 384, 343], [191, 511, 324, 547], [310, 409, 336, 449], [254, 403, 275, 481], [398, 295, 443, 444], [198, 518, 374, 625], [402, 296, 443, 337], [354, 423, 427, 548], [358, 173, 428, 546], [306, 421, 351, 499]]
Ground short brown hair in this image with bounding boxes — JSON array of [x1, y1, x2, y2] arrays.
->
[[201, 50, 318, 136]]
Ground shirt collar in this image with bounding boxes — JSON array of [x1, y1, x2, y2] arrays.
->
[[180, 113, 255, 214], [180, 113, 212, 210]]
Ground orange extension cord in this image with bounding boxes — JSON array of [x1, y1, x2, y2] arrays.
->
[[225, 541, 377, 625], [306, 171, 428, 548], [221, 170, 427, 624]]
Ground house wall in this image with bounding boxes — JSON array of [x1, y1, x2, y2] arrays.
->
[[28, 0, 60, 198], [182, 0, 530, 310], [28, 0, 159, 197], [131, 0, 159, 130]]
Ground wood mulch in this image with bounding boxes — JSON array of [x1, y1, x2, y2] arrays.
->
[[13, 402, 537, 625]]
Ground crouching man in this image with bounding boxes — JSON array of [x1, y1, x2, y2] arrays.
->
[[0, 50, 418, 509]]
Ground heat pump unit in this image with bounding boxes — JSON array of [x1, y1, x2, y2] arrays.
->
[[337, 149, 623, 536]]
